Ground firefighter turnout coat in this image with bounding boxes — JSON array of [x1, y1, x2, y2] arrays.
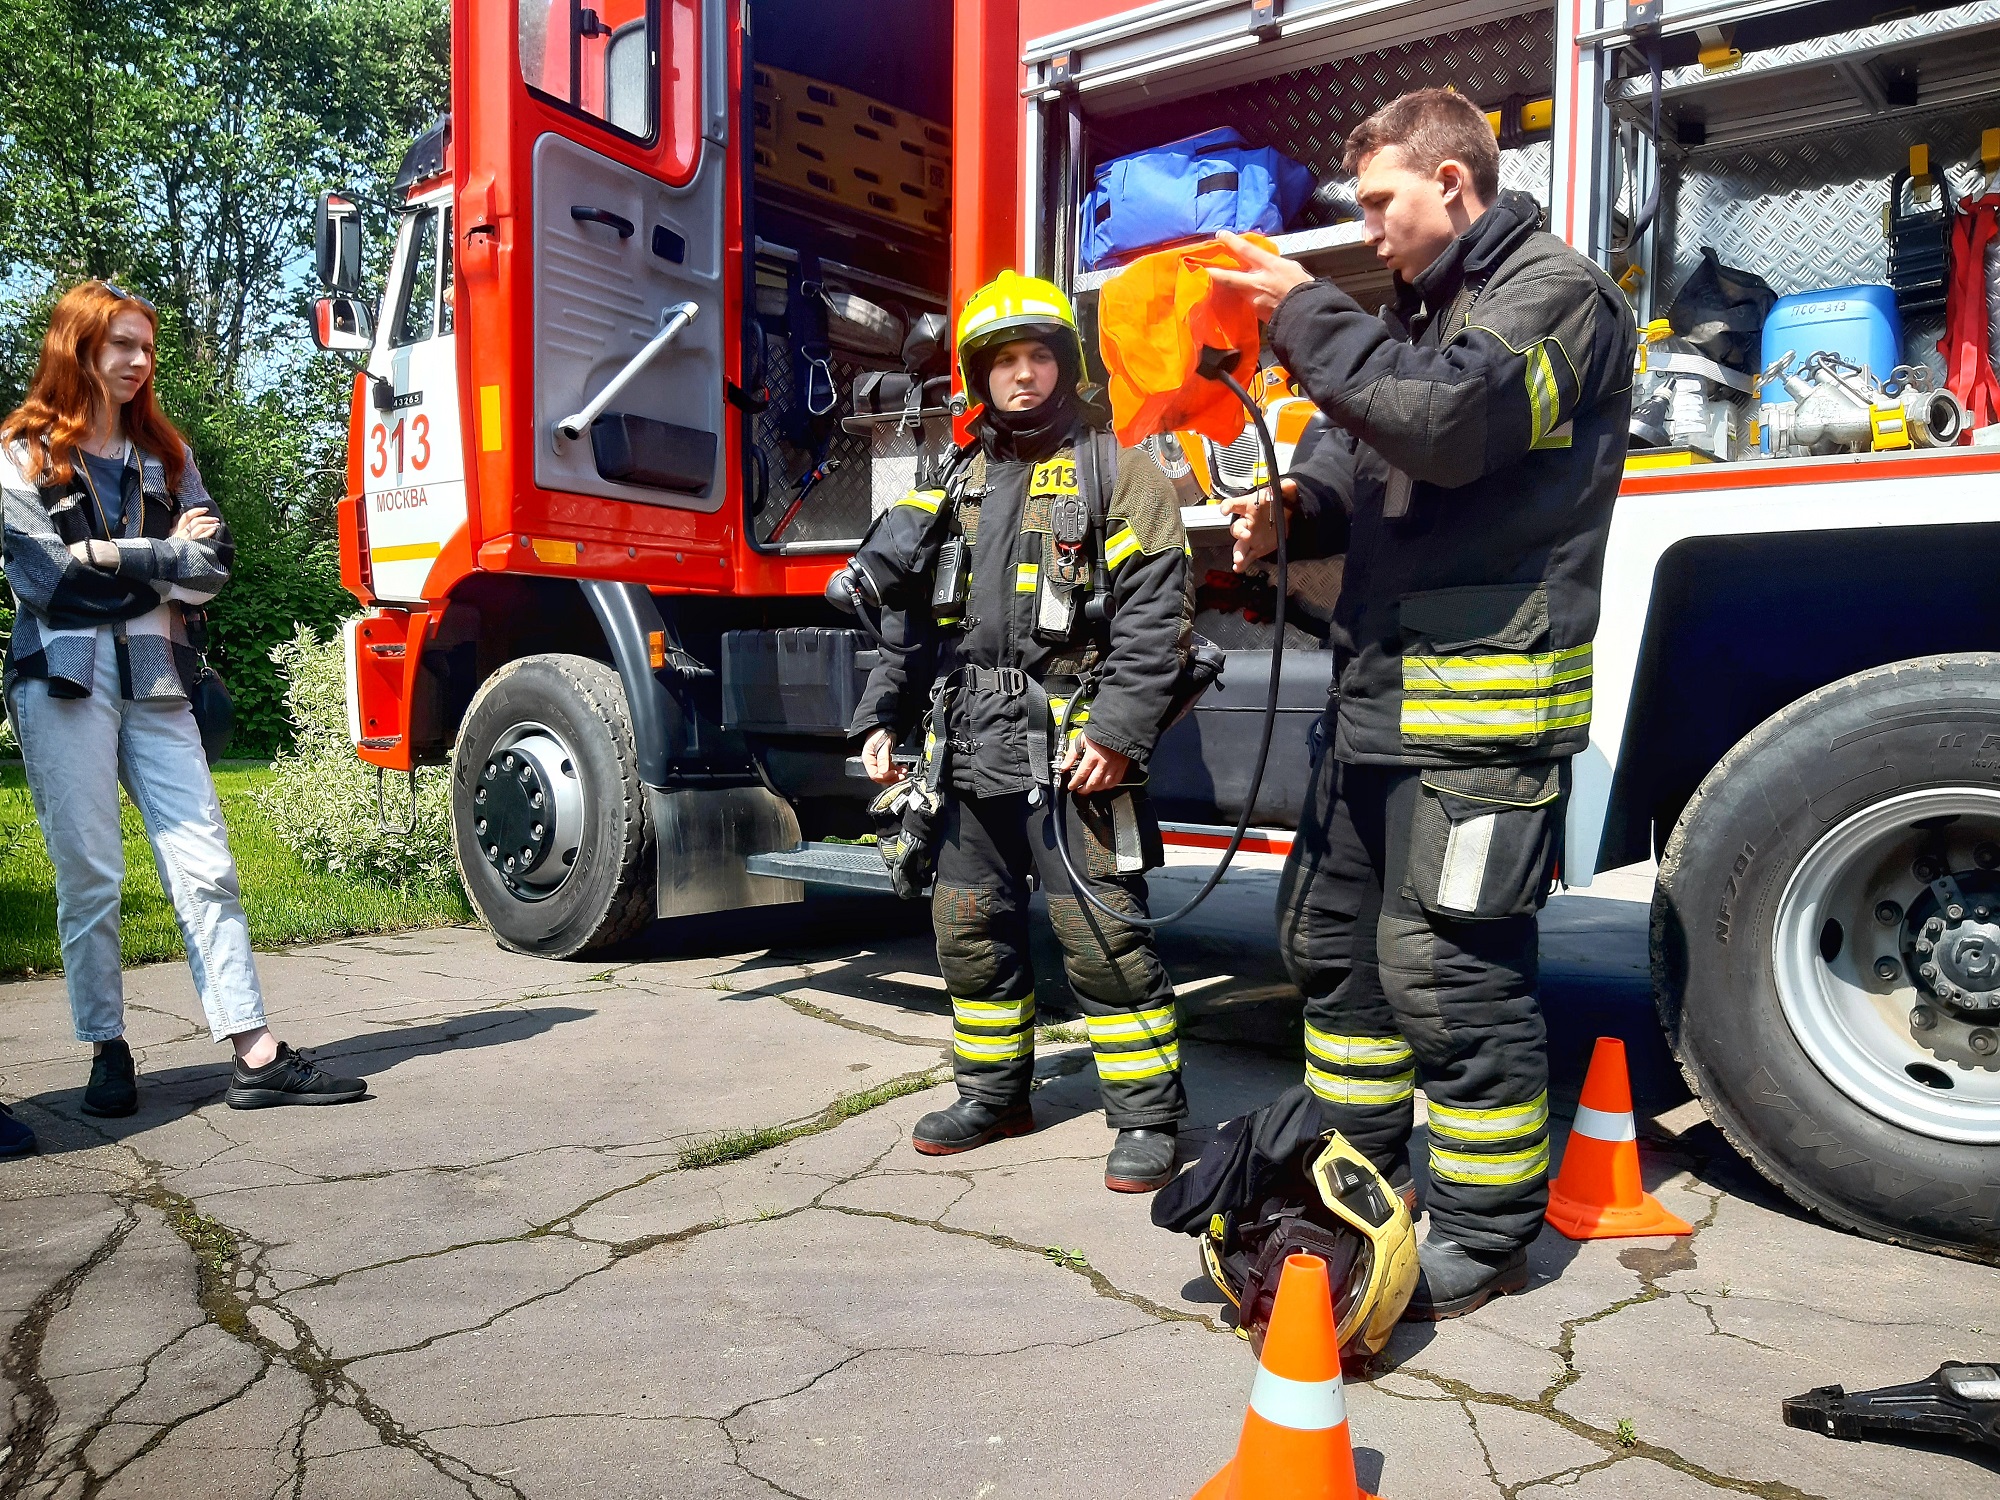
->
[[1265, 190, 1637, 1252]]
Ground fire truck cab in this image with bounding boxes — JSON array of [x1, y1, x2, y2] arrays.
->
[[316, 0, 2000, 1262]]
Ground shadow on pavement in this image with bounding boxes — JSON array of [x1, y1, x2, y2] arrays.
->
[[10, 1004, 594, 1155]]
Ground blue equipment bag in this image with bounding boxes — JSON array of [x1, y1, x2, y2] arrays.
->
[[1080, 128, 1314, 271]]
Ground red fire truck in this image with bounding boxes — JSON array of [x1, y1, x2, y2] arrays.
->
[[315, 0, 2000, 1261]]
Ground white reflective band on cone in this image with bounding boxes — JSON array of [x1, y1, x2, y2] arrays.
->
[[1571, 1104, 1637, 1142], [1246, 1366, 1346, 1431]]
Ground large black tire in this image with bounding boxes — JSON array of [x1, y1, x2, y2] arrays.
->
[[451, 654, 655, 957], [1653, 654, 2000, 1263]]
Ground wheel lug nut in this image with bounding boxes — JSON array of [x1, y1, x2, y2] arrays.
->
[[1917, 938, 1934, 954], [475, 819, 487, 835], [1876, 901, 1903, 926], [1875, 957, 1901, 980], [533, 823, 544, 839], [1978, 906, 1992, 921], [1920, 963, 1938, 979], [1972, 1029, 1999, 1056], [1978, 843, 2000, 869], [1912, 1006, 1938, 1031], [1949, 904, 1967, 921], [1927, 918, 1945, 937]]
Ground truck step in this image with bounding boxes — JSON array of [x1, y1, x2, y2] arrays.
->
[[745, 841, 901, 893]]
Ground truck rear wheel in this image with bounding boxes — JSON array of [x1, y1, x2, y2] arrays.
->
[[1653, 654, 2000, 1263], [451, 654, 655, 957]]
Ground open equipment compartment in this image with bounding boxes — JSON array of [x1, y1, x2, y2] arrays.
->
[[742, 0, 954, 552], [1018, 2, 1563, 828], [1581, 1, 2000, 461]]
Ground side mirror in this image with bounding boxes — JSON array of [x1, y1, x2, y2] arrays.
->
[[311, 296, 374, 353], [315, 190, 364, 293]]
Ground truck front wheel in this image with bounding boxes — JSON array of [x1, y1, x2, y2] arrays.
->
[[1654, 654, 2000, 1263], [451, 654, 655, 957]]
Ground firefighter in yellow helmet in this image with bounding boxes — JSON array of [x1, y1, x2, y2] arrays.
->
[[847, 271, 1197, 1191]]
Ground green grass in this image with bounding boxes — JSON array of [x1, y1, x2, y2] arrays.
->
[[675, 1066, 950, 1171], [0, 762, 469, 978]]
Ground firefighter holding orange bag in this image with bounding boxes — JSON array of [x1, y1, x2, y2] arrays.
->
[[1209, 89, 1637, 1317]]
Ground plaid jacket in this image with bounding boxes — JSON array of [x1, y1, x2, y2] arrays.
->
[[2, 439, 233, 703]]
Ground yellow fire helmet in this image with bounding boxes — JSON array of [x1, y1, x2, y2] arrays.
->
[[955, 269, 1086, 371], [1199, 1129, 1419, 1359]]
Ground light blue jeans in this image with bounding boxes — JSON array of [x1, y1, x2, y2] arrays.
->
[[8, 628, 267, 1044]]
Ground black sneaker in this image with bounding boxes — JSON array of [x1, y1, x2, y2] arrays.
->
[[225, 1043, 366, 1109], [81, 1039, 138, 1118], [0, 1102, 36, 1157]]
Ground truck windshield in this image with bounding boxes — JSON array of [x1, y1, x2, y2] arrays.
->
[[520, 0, 657, 142]]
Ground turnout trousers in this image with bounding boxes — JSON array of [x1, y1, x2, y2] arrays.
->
[[1276, 743, 1565, 1252], [933, 791, 1189, 1130]]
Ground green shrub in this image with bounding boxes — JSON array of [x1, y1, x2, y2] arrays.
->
[[256, 621, 459, 887]]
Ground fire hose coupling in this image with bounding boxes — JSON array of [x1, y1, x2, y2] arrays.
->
[[554, 301, 701, 446], [1762, 350, 1966, 456]]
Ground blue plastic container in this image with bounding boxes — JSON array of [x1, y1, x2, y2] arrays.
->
[[1761, 284, 1903, 392]]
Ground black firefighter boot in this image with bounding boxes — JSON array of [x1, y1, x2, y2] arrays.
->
[[1403, 1232, 1530, 1321], [1105, 1124, 1178, 1193], [912, 1096, 1034, 1156]]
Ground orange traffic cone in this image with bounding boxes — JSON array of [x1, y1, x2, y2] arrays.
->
[[1192, 1253, 1381, 1500], [1545, 1037, 1692, 1240]]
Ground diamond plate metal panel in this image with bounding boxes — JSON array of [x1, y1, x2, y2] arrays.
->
[[750, 339, 882, 546], [1094, 13, 1557, 207], [1664, 108, 1993, 376]]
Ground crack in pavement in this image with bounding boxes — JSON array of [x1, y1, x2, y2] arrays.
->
[[1378, 1172, 1832, 1499]]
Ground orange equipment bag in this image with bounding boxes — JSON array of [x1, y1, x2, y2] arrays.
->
[[1097, 234, 1276, 448]]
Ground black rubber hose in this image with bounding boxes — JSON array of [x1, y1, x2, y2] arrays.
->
[[1049, 361, 1288, 929]]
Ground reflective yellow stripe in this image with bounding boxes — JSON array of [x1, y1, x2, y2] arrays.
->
[[896, 489, 944, 513], [1403, 646, 1593, 694], [1525, 343, 1560, 449], [1016, 562, 1039, 593], [953, 994, 1035, 1029], [1096, 1042, 1182, 1081], [1402, 690, 1593, 737], [1426, 1091, 1550, 1144], [373, 541, 442, 562], [1306, 1065, 1417, 1106], [1304, 1027, 1414, 1069], [955, 1031, 1035, 1062], [1532, 419, 1573, 451], [1429, 1139, 1550, 1186], [1104, 525, 1141, 569], [1087, 1005, 1177, 1046]]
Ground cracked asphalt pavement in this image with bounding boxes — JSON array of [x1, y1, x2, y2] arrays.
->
[[3, 853, 1997, 1499]]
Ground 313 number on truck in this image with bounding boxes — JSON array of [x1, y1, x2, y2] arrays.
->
[[311, 0, 2000, 1262]]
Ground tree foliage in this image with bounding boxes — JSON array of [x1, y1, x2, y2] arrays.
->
[[0, 0, 449, 753]]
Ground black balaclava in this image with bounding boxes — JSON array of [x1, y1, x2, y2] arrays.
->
[[971, 333, 1084, 461]]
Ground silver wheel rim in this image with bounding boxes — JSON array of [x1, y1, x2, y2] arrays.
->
[[479, 721, 585, 901], [1774, 787, 2000, 1143]]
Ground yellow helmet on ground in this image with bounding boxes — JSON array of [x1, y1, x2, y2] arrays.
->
[[955, 270, 1085, 371], [1199, 1129, 1420, 1360]]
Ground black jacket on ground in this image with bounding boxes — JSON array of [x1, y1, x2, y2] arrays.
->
[[1272, 191, 1637, 768], [850, 412, 1191, 798]]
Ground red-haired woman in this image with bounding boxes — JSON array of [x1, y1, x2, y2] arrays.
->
[[1, 281, 366, 1118]]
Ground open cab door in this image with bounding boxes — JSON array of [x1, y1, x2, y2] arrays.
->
[[456, 0, 736, 581]]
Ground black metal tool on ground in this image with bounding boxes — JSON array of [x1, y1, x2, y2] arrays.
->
[[1782, 1361, 2000, 1459]]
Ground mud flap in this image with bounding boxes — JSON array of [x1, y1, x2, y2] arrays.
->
[[648, 784, 804, 917]]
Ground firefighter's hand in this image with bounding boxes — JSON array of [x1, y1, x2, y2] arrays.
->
[[1208, 231, 1315, 317], [1218, 478, 1300, 573], [172, 509, 221, 542], [1061, 735, 1130, 797], [862, 728, 904, 785]]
